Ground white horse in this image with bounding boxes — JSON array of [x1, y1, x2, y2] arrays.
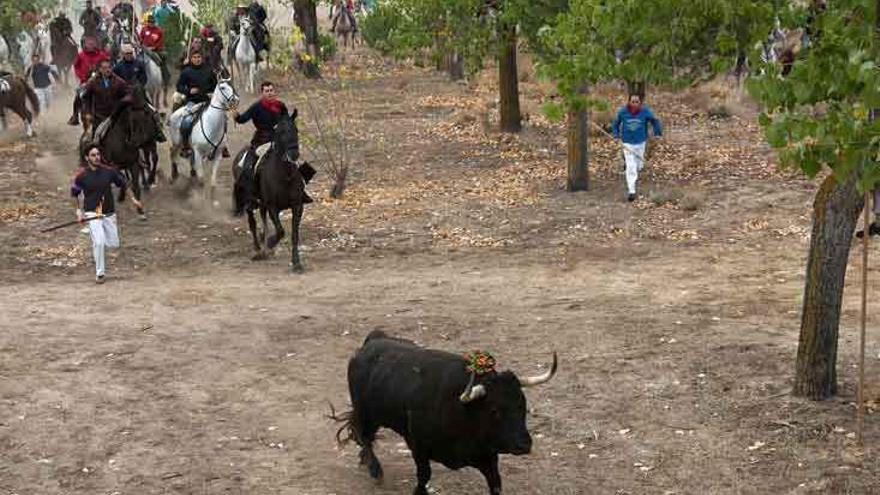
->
[[15, 31, 34, 68], [143, 54, 165, 109], [233, 16, 258, 94], [0, 35, 9, 68], [167, 80, 240, 204], [35, 23, 52, 64]]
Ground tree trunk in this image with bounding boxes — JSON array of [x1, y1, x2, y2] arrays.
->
[[497, 22, 521, 133], [566, 92, 589, 192], [293, 0, 320, 78], [794, 174, 864, 399], [448, 52, 464, 80], [626, 80, 645, 100]]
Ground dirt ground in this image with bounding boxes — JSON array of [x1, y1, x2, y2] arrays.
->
[[2, 47, 880, 495]]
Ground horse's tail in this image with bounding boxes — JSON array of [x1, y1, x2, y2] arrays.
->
[[23, 81, 40, 117]]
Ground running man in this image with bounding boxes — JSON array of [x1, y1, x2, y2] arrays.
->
[[611, 93, 662, 202], [71, 144, 143, 284]]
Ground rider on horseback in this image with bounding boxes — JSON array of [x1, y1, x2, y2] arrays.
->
[[139, 12, 170, 85], [175, 51, 217, 156], [113, 44, 167, 143], [227, 2, 269, 62], [331, 0, 358, 34], [82, 59, 129, 136], [69, 35, 110, 126], [50, 13, 74, 41], [232, 81, 312, 214], [79, 0, 104, 48]]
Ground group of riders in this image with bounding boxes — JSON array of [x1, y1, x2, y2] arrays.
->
[[55, 0, 276, 155]]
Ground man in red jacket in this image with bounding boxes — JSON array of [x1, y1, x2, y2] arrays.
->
[[139, 13, 170, 84], [69, 36, 110, 126]]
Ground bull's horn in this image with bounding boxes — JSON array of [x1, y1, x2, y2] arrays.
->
[[520, 352, 558, 388], [459, 372, 487, 403]]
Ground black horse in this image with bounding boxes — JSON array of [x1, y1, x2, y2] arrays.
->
[[232, 109, 315, 272], [81, 85, 158, 217]]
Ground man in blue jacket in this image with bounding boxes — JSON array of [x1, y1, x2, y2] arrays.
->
[[612, 94, 662, 202]]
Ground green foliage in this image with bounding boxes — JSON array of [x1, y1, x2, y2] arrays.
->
[[318, 31, 337, 60], [160, 10, 200, 64], [358, 3, 401, 54], [0, 0, 53, 34], [191, 0, 236, 30], [537, 0, 775, 113], [749, 0, 880, 189]]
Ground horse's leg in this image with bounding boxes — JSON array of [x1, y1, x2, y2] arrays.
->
[[258, 206, 269, 255], [209, 152, 222, 206], [128, 164, 145, 218], [267, 207, 285, 250], [191, 151, 204, 187], [11, 104, 33, 138], [290, 203, 304, 273], [247, 207, 265, 259], [169, 141, 180, 183]]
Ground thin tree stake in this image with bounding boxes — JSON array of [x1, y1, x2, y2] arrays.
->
[[858, 188, 868, 446]]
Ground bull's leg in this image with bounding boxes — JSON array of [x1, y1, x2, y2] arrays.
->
[[477, 456, 502, 495], [411, 453, 431, 495], [289, 203, 304, 273]]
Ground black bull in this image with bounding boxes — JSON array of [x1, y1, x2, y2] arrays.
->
[[334, 330, 557, 495]]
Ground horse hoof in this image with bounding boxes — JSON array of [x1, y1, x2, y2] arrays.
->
[[252, 252, 268, 261], [289, 263, 304, 274]]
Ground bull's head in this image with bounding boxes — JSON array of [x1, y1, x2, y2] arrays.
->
[[458, 352, 558, 455]]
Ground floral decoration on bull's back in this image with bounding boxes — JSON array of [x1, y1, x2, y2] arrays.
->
[[464, 350, 496, 375]]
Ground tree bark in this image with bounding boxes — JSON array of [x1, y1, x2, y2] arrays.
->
[[497, 22, 521, 133], [293, 0, 320, 78], [566, 89, 589, 192], [626, 80, 645, 100], [794, 174, 865, 399], [448, 52, 464, 80]]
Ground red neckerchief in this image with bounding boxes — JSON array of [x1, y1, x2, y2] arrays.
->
[[260, 97, 283, 114], [627, 104, 641, 116]]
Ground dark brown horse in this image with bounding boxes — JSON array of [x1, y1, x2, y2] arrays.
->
[[49, 15, 78, 86], [81, 85, 157, 217], [0, 75, 40, 137], [231, 109, 315, 272]]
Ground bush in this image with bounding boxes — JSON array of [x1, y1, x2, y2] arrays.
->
[[357, 4, 400, 54], [318, 32, 337, 61]]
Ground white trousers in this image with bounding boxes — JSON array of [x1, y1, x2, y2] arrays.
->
[[86, 212, 119, 277], [34, 87, 52, 111], [623, 142, 646, 195]]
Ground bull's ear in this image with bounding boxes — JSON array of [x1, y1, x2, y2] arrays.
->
[[290, 108, 298, 121]]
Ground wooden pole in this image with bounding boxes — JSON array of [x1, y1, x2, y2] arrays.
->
[[858, 187, 868, 446]]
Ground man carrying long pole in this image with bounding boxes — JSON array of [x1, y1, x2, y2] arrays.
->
[[70, 144, 143, 284]]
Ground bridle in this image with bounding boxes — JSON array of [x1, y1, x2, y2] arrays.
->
[[197, 81, 238, 157]]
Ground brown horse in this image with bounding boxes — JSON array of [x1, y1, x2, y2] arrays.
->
[[0, 75, 40, 137], [49, 15, 78, 86]]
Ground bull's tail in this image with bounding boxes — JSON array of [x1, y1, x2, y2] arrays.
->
[[23, 82, 40, 117], [326, 401, 358, 447]]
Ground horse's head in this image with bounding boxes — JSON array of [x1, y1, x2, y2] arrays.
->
[[240, 16, 253, 35], [274, 109, 300, 164], [213, 79, 240, 109]]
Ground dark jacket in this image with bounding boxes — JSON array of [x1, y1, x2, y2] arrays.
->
[[113, 58, 147, 86], [176, 63, 216, 103], [71, 164, 128, 214], [83, 73, 128, 119], [236, 99, 289, 146]]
